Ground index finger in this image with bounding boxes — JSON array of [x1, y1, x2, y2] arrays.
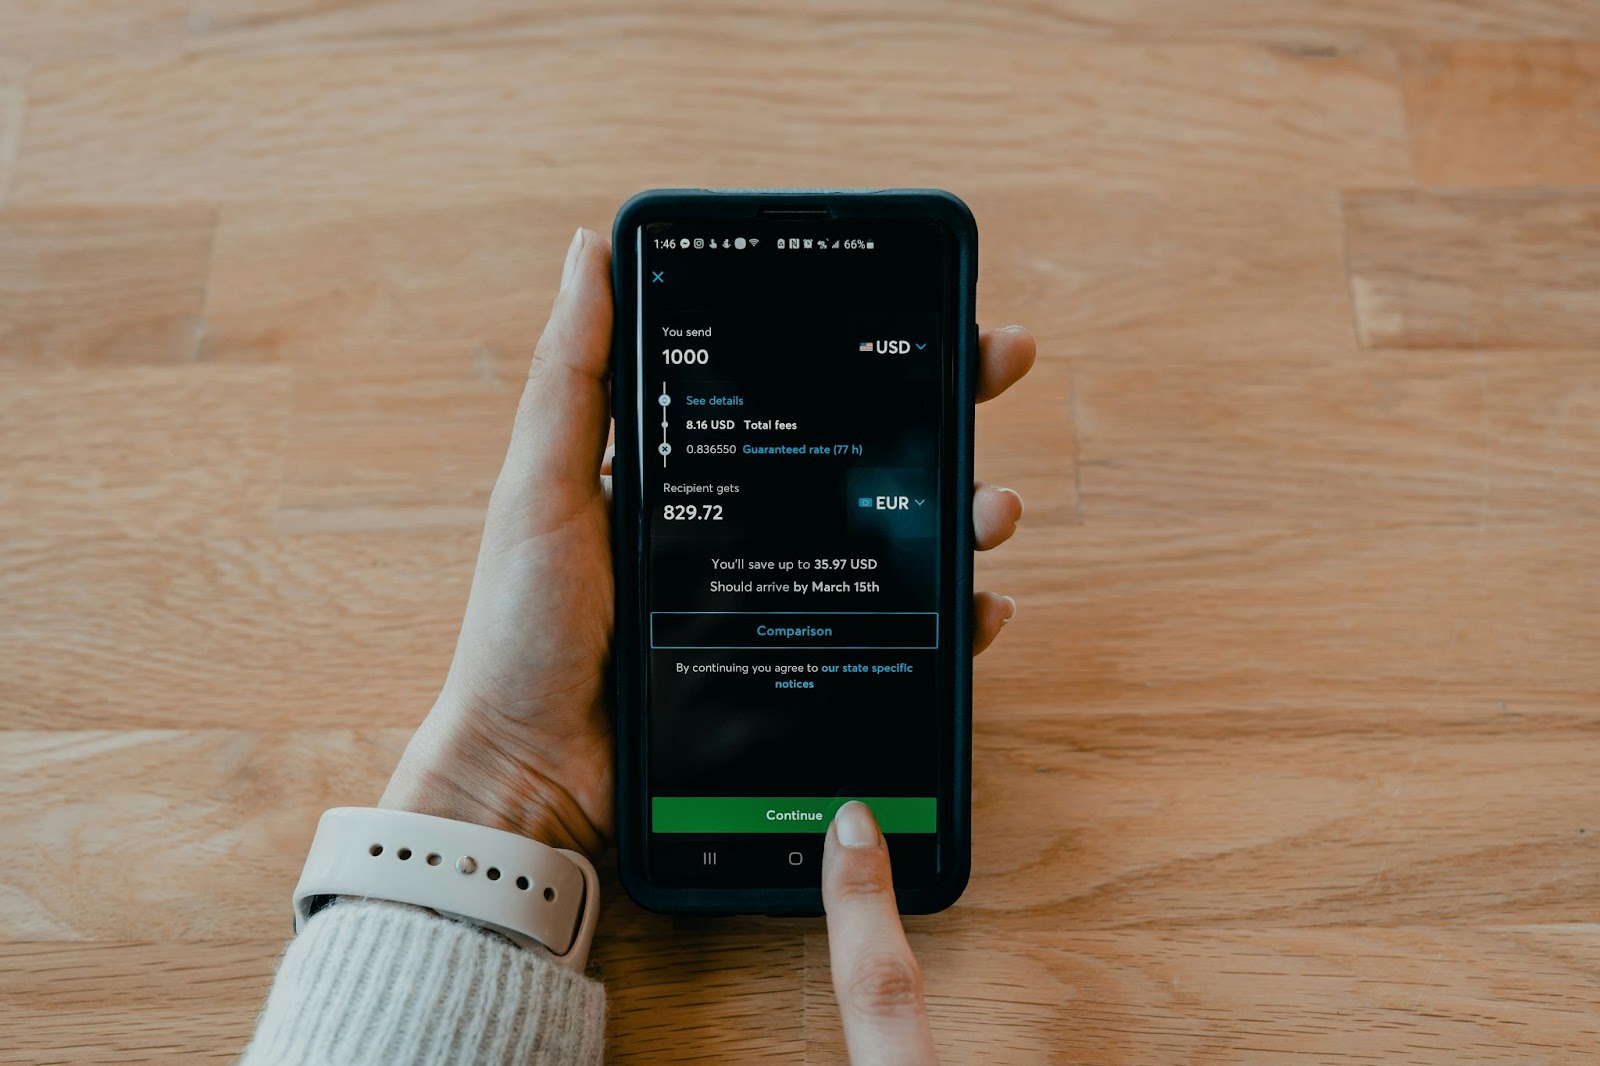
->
[[977, 325, 1036, 403], [822, 802, 938, 1065]]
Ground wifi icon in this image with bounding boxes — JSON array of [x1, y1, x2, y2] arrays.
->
[[748, 238, 759, 248]]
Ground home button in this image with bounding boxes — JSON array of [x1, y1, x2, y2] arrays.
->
[[787, 851, 804, 866]]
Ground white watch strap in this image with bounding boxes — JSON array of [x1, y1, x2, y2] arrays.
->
[[293, 807, 599, 970]]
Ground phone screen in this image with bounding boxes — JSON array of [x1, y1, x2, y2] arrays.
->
[[629, 217, 961, 894]]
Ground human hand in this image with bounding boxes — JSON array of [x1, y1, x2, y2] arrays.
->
[[381, 228, 1036, 857], [824, 801, 940, 1065]]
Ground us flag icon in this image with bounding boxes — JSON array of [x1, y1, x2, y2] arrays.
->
[[858, 341, 874, 352]]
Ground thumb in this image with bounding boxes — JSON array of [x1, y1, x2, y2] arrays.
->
[[499, 227, 614, 505]]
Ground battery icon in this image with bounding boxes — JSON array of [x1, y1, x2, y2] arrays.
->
[[865, 240, 875, 249]]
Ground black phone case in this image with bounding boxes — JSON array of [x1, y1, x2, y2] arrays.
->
[[610, 189, 977, 915]]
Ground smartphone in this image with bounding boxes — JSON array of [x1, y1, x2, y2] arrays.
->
[[611, 189, 976, 914]]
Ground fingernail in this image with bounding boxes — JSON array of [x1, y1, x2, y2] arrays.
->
[[1000, 595, 1018, 624], [1000, 324, 1027, 333], [560, 227, 585, 292], [995, 486, 1023, 517], [834, 801, 879, 848]]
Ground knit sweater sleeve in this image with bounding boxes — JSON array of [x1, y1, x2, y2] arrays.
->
[[240, 900, 606, 1065]]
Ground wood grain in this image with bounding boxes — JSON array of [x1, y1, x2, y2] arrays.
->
[[0, 366, 290, 539], [0, 2, 184, 64], [0, 730, 400, 942], [0, 535, 473, 730], [977, 186, 1359, 530], [0, 940, 276, 1064], [960, 703, 1600, 930], [276, 353, 520, 534], [0, 62, 24, 207], [975, 523, 1600, 721], [9, 42, 1408, 206], [804, 927, 1600, 1064], [202, 199, 605, 363], [4, 1, 1600, 1061], [8, 925, 1600, 1064], [0, 935, 806, 1064], [177, 1, 1600, 56], [5, 714, 1597, 944], [1405, 41, 1600, 187], [596, 933, 806, 1064], [9, 514, 1593, 733], [203, 200, 592, 530], [1345, 190, 1600, 349], [1067, 345, 1600, 527], [0, 728, 805, 952], [0, 209, 217, 368]]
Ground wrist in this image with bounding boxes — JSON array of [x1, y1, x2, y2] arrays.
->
[[296, 806, 601, 969], [381, 704, 605, 862]]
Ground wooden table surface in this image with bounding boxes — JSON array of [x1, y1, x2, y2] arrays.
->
[[3, 3, 1599, 1063]]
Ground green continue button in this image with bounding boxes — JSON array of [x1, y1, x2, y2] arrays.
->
[[652, 796, 937, 834]]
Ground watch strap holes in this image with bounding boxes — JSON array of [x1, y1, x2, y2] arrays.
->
[[360, 842, 538, 895]]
